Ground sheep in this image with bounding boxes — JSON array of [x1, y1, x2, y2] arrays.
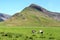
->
[[32, 30, 36, 34], [39, 30, 43, 35]]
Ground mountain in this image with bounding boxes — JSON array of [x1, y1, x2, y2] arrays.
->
[[30, 4, 60, 20], [0, 13, 11, 22], [2, 4, 60, 27]]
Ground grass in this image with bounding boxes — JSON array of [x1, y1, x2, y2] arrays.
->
[[0, 27, 60, 40]]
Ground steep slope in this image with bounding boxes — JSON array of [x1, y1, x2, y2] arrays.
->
[[30, 4, 60, 20], [0, 13, 11, 22], [2, 4, 60, 27]]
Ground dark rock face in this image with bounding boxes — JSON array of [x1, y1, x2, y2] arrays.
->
[[29, 4, 60, 20], [29, 4, 49, 13], [29, 4, 45, 12], [0, 13, 11, 22], [29, 4, 43, 11]]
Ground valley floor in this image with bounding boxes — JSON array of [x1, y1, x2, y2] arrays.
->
[[0, 27, 60, 40]]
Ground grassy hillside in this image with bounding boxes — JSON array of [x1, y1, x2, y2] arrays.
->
[[0, 7, 60, 27]]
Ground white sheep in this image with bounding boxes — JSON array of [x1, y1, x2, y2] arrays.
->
[[39, 30, 43, 34]]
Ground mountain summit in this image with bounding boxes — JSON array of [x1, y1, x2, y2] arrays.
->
[[29, 4, 47, 12], [2, 4, 60, 27], [29, 4, 60, 20]]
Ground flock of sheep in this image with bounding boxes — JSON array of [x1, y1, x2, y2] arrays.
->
[[32, 30, 43, 35]]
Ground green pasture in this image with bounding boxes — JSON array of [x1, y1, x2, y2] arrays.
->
[[0, 27, 59, 40]]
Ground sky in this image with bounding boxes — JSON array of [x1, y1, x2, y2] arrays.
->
[[0, 0, 60, 15]]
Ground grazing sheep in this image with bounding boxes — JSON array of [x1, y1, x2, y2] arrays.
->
[[32, 30, 36, 33], [39, 30, 43, 35]]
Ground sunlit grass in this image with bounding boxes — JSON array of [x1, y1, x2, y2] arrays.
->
[[0, 27, 59, 40]]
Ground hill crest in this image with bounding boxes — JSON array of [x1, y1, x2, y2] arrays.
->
[[2, 4, 60, 27]]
